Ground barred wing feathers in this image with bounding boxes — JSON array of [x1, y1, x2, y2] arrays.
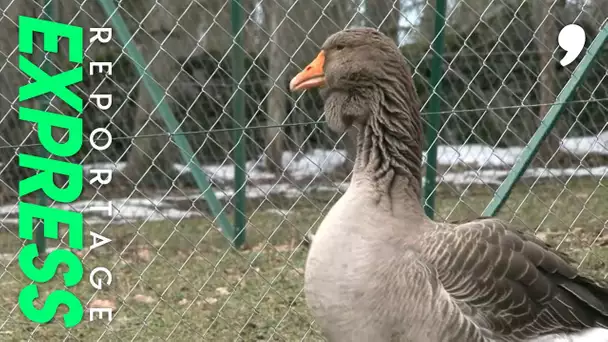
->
[[421, 218, 608, 340]]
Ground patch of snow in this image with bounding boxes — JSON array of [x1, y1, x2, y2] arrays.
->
[[3, 164, 605, 228], [167, 132, 606, 183], [430, 145, 522, 168], [282, 149, 347, 180], [531, 328, 608, 342], [68, 132, 608, 186], [1, 196, 199, 226], [562, 131, 608, 156], [172, 148, 347, 183], [264, 208, 292, 216], [430, 132, 608, 169], [436, 165, 608, 186], [2, 133, 605, 229], [0, 203, 17, 216], [82, 162, 127, 173]]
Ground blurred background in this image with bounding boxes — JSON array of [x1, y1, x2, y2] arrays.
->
[[0, 0, 606, 340]]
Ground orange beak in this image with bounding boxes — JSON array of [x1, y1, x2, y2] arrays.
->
[[289, 51, 326, 91]]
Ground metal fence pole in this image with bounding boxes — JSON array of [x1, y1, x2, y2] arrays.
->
[[423, 0, 447, 219], [230, 0, 247, 248], [97, 1, 237, 243], [483, 24, 608, 216]]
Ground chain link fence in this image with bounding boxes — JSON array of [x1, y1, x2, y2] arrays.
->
[[0, 0, 607, 340]]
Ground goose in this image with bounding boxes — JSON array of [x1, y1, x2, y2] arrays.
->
[[289, 28, 608, 342]]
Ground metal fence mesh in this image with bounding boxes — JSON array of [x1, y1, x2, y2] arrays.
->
[[0, 0, 607, 340]]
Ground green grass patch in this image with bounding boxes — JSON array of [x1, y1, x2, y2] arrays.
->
[[0, 177, 605, 341]]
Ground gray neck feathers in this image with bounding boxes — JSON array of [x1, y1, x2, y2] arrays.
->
[[353, 62, 423, 203]]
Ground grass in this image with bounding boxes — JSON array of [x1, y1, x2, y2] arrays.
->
[[0, 176, 606, 341]]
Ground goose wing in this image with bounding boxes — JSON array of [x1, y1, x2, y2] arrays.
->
[[421, 218, 608, 339]]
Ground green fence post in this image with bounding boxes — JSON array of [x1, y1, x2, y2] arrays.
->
[[423, 0, 447, 219], [483, 24, 608, 216], [97, 2, 237, 244], [230, 0, 247, 248]]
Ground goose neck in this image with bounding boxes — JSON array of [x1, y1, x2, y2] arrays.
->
[[351, 93, 424, 213]]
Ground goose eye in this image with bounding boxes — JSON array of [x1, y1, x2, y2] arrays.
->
[[335, 44, 345, 51]]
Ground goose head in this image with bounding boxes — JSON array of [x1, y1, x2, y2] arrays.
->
[[289, 28, 413, 133]]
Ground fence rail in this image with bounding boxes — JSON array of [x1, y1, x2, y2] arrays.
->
[[0, 0, 607, 340]]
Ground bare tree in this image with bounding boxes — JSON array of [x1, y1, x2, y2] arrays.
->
[[418, 0, 437, 43], [261, 1, 357, 175], [533, 0, 563, 166], [365, 0, 401, 41], [113, 1, 196, 185], [590, 0, 608, 27], [263, 0, 291, 174]]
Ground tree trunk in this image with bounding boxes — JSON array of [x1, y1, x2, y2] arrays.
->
[[122, 0, 205, 185], [590, 0, 608, 30], [418, 0, 437, 43], [262, 0, 290, 175], [365, 0, 401, 42], [532, 0, 563, 166]]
